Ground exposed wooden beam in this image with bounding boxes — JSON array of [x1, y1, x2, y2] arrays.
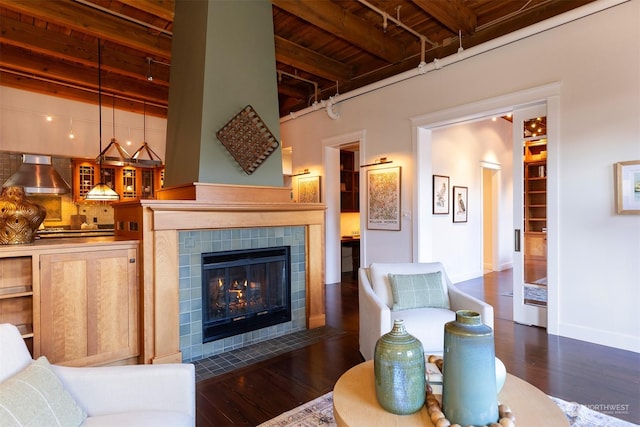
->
[[0, 44, 168, 106], [117, 0, 175, 22], [436, 0, 596, 52], [412, 0, 477, 35], [2, 0, 171, 57], [275, 36, 353, 83], [0, 15, 170, 86], [272, 0, 407, 64], [0, 71, 167, 116], [276, 81, 312, 101]]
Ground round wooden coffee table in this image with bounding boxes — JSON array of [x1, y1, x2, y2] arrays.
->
[[333, 360, 568, 427]]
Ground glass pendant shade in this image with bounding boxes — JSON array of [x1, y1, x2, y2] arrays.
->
[[85, 182, 120, 201]]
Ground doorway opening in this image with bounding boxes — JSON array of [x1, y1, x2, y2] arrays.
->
[[412, 84, 559, 332], [339, 144, 360, 279], [482, 163, 501, 274], [322, 130, 365, 285]]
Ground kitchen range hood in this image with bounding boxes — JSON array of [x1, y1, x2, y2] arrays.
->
[[2, 154, 71, 194]]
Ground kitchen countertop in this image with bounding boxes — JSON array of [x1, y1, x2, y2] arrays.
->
[[36, 228, 115, 238]]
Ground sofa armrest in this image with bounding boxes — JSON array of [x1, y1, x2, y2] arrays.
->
[[358, 268, 392, 361], [51, 362, 195, 420], [447, 283, 494, 330]]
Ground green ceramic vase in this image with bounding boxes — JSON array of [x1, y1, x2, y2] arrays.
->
[[442, 310, 499, 426], [374, 319, 426, 415]]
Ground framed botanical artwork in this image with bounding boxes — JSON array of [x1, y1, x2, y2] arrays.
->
[[614, 160, 640, 214], [298, 175, 321, 203], [452, 186, 468, 223], [367, 166, 401, 231], [432, 175, 450, 214]]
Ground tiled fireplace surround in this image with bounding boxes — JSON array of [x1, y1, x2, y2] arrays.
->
[[178, 226, 307, 362], [113, 183, 326, 365]]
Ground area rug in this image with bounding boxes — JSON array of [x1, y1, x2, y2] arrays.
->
[[258, 392, 638, 427]]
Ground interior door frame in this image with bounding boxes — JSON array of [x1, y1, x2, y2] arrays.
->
[[322, 130, 366, 285], [411, 83, 560, 335]]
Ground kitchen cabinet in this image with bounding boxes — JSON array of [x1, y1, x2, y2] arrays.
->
[[0, 238, 139, 366], [39, 247, 138, 366], [72, 159, 164, 202]]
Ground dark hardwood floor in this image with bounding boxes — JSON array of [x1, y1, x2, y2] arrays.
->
[[196, 270, 640, 426]]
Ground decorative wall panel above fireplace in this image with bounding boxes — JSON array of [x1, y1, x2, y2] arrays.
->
[[216, 105, 279, 174]]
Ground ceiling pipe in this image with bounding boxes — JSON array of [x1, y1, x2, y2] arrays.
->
[[358, 0, 435, 65], [72, 0, 173, 36], [358, 0, 437, 48], [281, 0, 629, 123], [278, 70, 318, 104]]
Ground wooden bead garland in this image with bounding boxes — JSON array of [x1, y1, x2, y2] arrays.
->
[[426, 355, 516, 427]]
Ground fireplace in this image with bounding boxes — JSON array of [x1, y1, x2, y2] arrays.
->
[[113, 183, 326, 364], [201, 246, 291, 342]]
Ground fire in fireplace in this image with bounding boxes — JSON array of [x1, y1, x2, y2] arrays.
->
[[201, 246, 291, 342]]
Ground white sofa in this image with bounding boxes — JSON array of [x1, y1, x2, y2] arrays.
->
[[0, 323, 195, 426], [358, 262, 494, 360]]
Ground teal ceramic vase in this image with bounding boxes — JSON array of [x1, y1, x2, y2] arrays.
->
[[442, 310, 499, 426], [374, 319, 426, 415]]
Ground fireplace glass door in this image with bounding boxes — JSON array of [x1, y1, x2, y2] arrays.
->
[[202, 247, 291, 342]]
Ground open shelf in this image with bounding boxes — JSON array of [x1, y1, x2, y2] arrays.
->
[[0, 285, 33, 299], [16, 323, 34, 338]]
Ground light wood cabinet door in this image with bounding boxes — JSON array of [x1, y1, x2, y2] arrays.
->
[[39, 248, 138, 366]]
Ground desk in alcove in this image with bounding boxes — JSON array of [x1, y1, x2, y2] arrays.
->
[[341, 237, 360, 279]]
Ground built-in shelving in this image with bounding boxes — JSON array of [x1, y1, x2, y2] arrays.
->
[[0, 256, 34, 346], [523, 137, 547, 260], [340, 150, 359, 212]]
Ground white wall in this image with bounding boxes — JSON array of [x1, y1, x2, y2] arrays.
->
[[431, 118, 513, 283], [280, 1, 640, 352], [0, 88, 166, 160]]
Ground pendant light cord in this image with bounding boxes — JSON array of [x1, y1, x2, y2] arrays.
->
[[98, 38, 103, 183], [143, 101, 146, 142]]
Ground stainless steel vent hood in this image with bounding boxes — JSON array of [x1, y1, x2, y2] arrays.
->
[[2, 154, 71, 194]]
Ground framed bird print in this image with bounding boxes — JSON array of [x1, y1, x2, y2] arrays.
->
[[452, 186, 468, 223], [432, 175, 449, 214]]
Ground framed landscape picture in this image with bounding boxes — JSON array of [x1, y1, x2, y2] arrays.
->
[[452, 186, 468, 223], [298, 175, 321, 203], [432, 175, 449, 214], [367, 166, 401, 230]]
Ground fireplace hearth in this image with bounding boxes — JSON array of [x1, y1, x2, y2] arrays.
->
[[202, 246, 291, 342]]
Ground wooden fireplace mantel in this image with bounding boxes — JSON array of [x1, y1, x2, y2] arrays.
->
[[113, 183, 326, 364]]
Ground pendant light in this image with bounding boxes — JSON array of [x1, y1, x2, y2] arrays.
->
[[131, 101, 163, 167], [85, 39, 120, 201], [97, 95, 131, 167]]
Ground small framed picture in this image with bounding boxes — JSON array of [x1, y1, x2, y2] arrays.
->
[[432, 175, 449, 215], [298, 176, 321, 203], [614, 160, 640, 214], [452, 186, 468, 223]]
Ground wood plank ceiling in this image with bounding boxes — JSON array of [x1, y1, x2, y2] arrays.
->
[[0, 0, 595, 118]]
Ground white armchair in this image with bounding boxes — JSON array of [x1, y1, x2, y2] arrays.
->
[[359, 262, 494, 361], [0, 323, 195, 427]]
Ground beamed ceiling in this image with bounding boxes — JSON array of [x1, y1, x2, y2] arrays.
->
[[0, 0, 595, 118]]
